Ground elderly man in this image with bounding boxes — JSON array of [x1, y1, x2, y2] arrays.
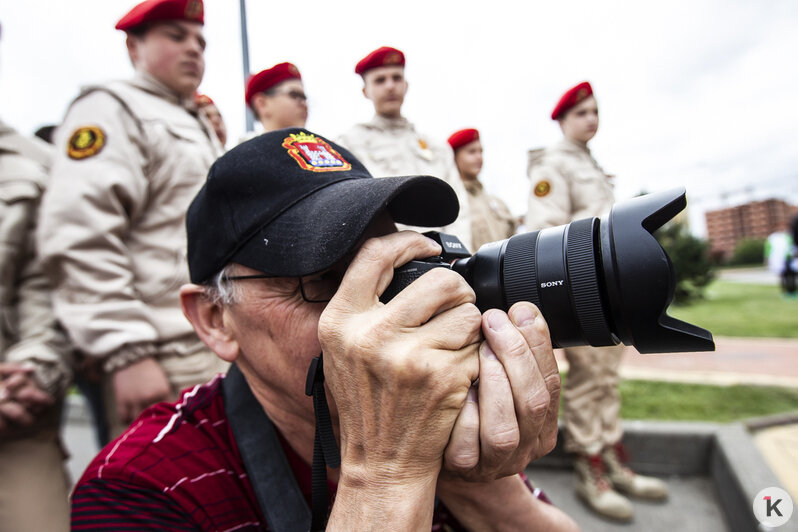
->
[[337, 46, 473, 250], [245, 62, 308, 132], [38, 0, 225, 438], [71, 129, 577, 531]]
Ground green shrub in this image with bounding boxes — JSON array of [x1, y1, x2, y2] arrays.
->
[[729, 238, 766, 266], [655, 222, 716, 303]]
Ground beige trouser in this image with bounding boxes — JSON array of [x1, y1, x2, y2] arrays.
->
[[0, 426, 70, 532], [561, 344, 626, 455], [105, 337, 229, 438]]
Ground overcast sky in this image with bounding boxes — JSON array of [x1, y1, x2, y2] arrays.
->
[[1, 0, 796, 236]]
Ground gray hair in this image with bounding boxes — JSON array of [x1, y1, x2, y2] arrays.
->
[[202, 264, 243, 306]]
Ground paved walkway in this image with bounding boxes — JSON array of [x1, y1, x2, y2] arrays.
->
[[556, 336, 798, 388]]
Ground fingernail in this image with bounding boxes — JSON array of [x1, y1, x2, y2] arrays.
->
[[0, 387, 7, 401], [512, 305, 538, 327], [487, 311, 510, 331], [481, 343, 498, 360]]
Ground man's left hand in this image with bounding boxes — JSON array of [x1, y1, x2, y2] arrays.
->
[[442, 301, 561, 481]]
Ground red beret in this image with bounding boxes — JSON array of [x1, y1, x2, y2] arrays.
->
[[447, 128, 480, 151], [550, 81, 593, 120], [355, 46, 405, 76], [245, 62, 302, 105], [195, 93, 214, 107], [116, 0, 204, 31]]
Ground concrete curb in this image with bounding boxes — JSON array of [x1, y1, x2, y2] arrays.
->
[[530, 420, 798, 532]]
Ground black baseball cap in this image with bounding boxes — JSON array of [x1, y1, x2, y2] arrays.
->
[[187, 128, 460, 283]]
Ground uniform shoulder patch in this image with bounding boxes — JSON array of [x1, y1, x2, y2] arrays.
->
[[67, 126, 106, 160], [534, 180, 551, 197], [282, 132, 352, 172]]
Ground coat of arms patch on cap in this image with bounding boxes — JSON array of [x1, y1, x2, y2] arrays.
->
[[282, 132, 352, 172]]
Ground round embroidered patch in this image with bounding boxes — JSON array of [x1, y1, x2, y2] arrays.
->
[[67, 126, 106, 160], [534, 180, 551, 197]]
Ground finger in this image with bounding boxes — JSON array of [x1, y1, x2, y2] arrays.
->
[[417, 302, 483, 352], [477, 342, 520, 469], [444, 387, 480, 473], [2, 373, 31, 394], [0, 401, 35, 426], [15, 384, 54, 407], [386, 267, 476, 328], [333, 231, 441, 313], [0, 363, 33, 378], [507, 302, 557, 380], [482, 309, 548, 416]]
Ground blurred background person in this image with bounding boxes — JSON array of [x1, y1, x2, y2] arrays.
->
[[0, 115, 73, 530], [337, 46, 473, 250], [195, 93, 227, 148], [448, 128, 516, 250], [37, 0, 226, 439], [526, 81, 668, 522], [765, 220, 796, 296], [245, 62, 307, 133]]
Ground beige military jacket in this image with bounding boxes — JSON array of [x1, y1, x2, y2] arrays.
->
[[526, 138, 615, 230], [38, 72, 223, 373], [337, 115, 473, 250], [464, 179, 517, 250], [0, 120, 72, 397]]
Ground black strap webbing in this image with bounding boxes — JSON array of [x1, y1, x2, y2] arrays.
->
[[223, 363, 311, 532], [305, 354, 341, 532]]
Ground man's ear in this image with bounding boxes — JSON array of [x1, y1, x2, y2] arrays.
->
[[180, 284, 239, 363]]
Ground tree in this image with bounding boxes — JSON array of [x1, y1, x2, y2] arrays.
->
[[729, 238, 766, 266], [655, 222, 716, 303]]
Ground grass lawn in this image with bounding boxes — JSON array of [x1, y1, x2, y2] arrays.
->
[[618, 379, 798, 422], [668, 279, 798, 338]]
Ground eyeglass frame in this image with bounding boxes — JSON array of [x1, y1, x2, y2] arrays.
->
[[222, 273, 334, 303]]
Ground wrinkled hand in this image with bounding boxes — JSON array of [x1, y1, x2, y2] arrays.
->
[[442, 302, 561, 481], [112, 356, 172, 424], [319, 230, 482, 486], [0, 362, 54, 433]]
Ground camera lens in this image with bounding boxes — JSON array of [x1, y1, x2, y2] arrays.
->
[[451, 187, 714, 354]]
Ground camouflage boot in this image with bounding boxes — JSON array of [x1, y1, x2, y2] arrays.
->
[[574, 453, 633, 522], [602, 442, 669, 500]]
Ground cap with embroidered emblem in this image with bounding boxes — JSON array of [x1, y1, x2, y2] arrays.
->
[[186, 128, 460, 283]]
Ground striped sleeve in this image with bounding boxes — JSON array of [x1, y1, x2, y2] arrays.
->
[[71, 477, 198, 531]]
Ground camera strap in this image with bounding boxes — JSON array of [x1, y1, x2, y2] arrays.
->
[[223, 363, 311, 532], [305, 353, 341, 531]]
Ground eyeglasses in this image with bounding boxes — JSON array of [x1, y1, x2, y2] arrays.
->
[[223, 269, 341, 303]]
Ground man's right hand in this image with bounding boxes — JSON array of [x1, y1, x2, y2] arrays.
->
[[318, 230, 482, 528], [112, 356, 172, 424]]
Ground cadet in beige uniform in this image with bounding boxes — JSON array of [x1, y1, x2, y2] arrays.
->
[[448, 128, 516, 250], [527, 82, 667, 521], [38, 0, 225, 436], [337, 47, 472, 250], [0, 119, 72, 532]]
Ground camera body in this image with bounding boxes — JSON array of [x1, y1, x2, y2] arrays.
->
[[382, 188, 715, 354]]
